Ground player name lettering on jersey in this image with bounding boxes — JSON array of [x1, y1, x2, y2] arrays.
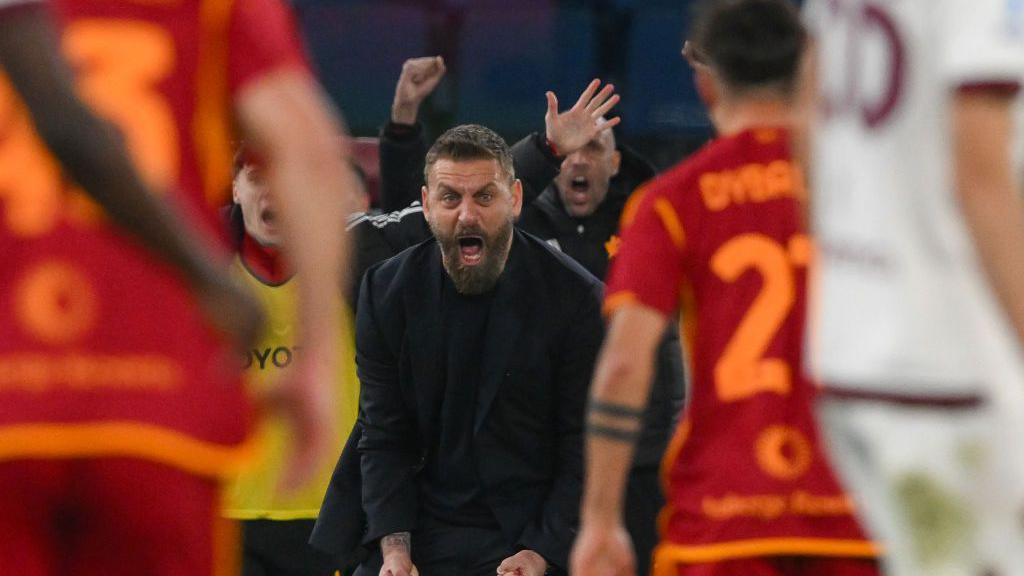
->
[[0, 353, 181, 391], [702, 491, 856, 522], [698, 159, 806, 212]]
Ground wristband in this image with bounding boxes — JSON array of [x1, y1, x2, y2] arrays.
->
[[544, 137, 560, 158]]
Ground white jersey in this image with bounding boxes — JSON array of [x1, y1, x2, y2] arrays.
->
[[806, 0, 1024, 397]]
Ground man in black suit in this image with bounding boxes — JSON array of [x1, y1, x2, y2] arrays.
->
[[351, 124, 603, 576], [353, 58, 681, 576]]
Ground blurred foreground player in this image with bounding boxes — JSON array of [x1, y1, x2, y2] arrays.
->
[[571, 1, 878, 575], [805, 0, 1024, 573], [0, 0, 354, 574], [224, 150, 360, 576]]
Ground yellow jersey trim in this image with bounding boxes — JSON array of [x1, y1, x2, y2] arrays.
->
[[0, 421, 259, 478], [603, 290, 639, 317], [195, 0, 235, 206], [653, 538, 881, 574], [653, 197, 686, 250]]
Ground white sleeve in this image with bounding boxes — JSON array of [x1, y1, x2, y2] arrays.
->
[[801, 0, 825, 38], [940, 0, 1024, 87]]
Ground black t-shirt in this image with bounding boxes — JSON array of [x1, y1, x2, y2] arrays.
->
[[420, 274, 498, 528]]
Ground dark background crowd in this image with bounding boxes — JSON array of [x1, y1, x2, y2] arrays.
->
[[288, 0, 720, 171]]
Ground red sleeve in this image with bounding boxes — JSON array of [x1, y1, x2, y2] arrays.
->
[[604, 184, 687, 318], [228, 0, 310, 97]]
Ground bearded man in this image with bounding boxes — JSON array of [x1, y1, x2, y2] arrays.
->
[[351, 124, 603, 576]]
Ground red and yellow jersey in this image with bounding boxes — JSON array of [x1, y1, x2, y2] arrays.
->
[[605, 128, 877, 566], [0, 0, 308, 477], [0, 0, 308, 241]]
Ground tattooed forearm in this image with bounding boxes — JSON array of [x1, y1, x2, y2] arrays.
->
[[589, 400, 645, 419], [586, 399, 645, 444], [381, 532, 411, 555], [586, 422, 642, 442]]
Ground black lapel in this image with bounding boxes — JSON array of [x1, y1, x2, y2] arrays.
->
[[474, 233, 529, 434], [404, 243, 446, 439]]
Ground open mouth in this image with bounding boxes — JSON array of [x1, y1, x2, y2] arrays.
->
[[457, 236, 485, 265], [260, 208, 278, 228], [568, 176, 591, 204]]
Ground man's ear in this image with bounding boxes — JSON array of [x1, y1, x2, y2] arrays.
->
[[610, 150, 622, 178], [511, 179, 523, 218], [695, 67, 719, 112], [420, 185, 430, 217]]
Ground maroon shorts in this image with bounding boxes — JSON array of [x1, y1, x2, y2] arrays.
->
[[672, 557, 880, 576], [0, 458, 238, 576]]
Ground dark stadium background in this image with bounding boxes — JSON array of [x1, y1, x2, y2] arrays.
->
[[291, 0, 728, 171]]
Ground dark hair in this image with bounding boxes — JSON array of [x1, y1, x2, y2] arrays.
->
[[690, 0, 806, 93], [424, 124, 515, 184]]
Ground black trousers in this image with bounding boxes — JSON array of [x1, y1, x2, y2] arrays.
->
[[354, 516, 513, 576], [625, 467, 664, 576], [242, 519, 339, 576]]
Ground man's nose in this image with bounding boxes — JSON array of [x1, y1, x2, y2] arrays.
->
[[567, 151, 589, 166], [457, 202, 480, 225]]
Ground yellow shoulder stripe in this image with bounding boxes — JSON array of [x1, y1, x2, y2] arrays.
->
[[653, 198, 686, 250]]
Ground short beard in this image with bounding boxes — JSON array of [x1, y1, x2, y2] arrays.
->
[[430, 217, 514, 295]]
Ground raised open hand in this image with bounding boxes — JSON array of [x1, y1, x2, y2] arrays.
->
[[544, 78, 621, 157]]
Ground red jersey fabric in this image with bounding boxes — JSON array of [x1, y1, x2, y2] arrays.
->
[[605, 128, 877, 566], [0, 0, 308, 477], [0, 458, 236, 576]]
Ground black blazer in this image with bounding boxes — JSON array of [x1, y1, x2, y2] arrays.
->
[[354, 124, 684, 460], [315, 230, 604, 572]]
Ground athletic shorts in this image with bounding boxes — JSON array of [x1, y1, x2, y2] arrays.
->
[[0, 458, 238, 576], [817, 397, 1024, 576]]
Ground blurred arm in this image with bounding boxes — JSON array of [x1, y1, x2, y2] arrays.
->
[[953, 89, 1024, 346], [580, 304, 668, 525], [570, 303, 668, 576], [235, 67, 357, 490]]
